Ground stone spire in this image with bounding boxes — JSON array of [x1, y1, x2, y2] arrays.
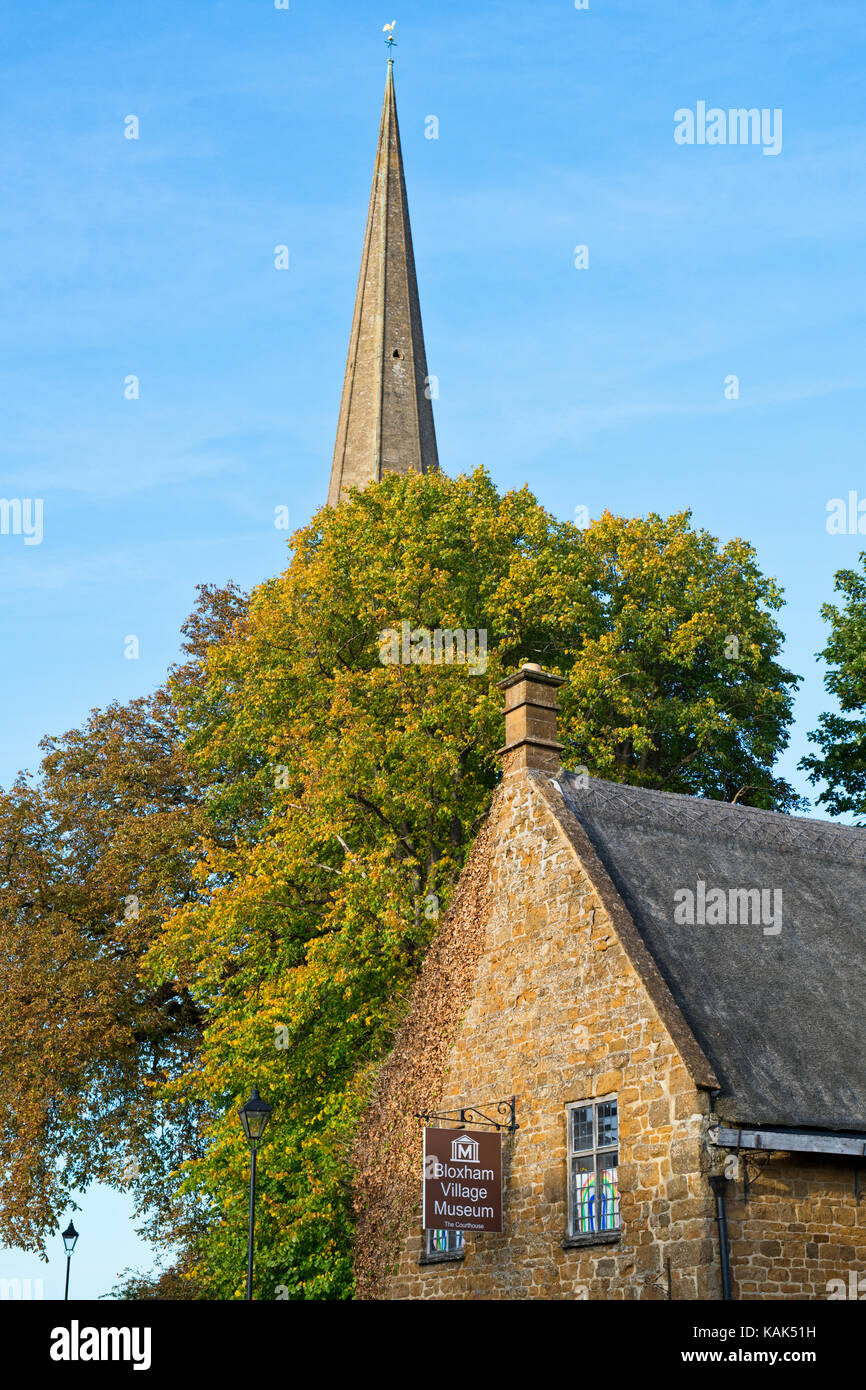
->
[[327, 60, 439, 506]]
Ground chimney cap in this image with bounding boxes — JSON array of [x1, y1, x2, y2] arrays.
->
[[498, 663, 566, 692]]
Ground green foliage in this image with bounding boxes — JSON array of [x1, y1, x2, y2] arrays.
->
[[145, 468, 800, 1298], [801, 555, 866, 819], [569, 509, 803, 807], [105, 1257, 207, 1301], [0, 467, 799, 1290]]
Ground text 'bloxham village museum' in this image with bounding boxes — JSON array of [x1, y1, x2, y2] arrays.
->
[[325, 59, 866, 1301]]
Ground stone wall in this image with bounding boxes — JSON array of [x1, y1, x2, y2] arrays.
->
[[354, 764, 866, 1300], [354, 769, 721, 1300], [352, 816, 494, 1299], [723, 1154, 866, 1300]]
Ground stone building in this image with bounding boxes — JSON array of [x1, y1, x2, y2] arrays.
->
[[353, 665, 866, 1300], [328, 63, 866, 1302]]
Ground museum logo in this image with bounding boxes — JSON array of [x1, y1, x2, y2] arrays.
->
[[451, 1134, 479, 1163]]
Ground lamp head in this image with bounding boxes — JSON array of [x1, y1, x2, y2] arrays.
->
[[238, 1085, 272, 1145]]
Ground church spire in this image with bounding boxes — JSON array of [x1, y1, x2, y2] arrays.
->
[[327, 60, 439, 506]]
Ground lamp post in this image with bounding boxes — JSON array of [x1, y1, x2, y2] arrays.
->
[[62, 1221, 79, 1301], [238, 1085, 272, 1301]]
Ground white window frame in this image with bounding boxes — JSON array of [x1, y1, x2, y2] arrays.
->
[[566, 1094, 621, 1238]]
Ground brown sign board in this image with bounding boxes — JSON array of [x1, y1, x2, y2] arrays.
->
[[422, 1127, 503, 1233]]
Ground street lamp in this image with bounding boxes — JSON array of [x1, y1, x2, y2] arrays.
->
[[238, 1085, 272, 1301], [62, 1221, 79, 1301]]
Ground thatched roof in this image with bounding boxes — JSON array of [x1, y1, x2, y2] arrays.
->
[[553, 773, 866, 1134]]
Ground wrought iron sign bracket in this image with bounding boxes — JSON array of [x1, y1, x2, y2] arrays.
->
[[740, 1149, 776, 1204], [416, 1096, 519, 1134]]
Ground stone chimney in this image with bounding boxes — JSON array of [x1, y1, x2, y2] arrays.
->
[[497, 664, 565, 775]]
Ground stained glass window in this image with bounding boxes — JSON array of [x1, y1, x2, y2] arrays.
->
[[426, 1229, 465, 1257], [567, 1097, 621, 1237]]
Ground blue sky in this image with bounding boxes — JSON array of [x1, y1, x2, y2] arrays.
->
[[1, 0, 864, 1296]]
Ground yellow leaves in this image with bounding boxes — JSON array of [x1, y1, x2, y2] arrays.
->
[[12, 465, 795, 1291]]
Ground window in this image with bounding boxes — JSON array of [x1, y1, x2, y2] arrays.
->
[[425, 1229, 464, 1259], [567, 1097, 620, 1237]]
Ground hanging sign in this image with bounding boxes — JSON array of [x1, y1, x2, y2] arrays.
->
[[422, 1127, 503, 1233]]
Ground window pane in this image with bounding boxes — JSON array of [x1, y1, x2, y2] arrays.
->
[[597, 1099, 618, 1149], [428, 1229, 463, 1254], [571, 1106, 594, 1153], [597, 1154, 620, 1231], [571, 1155, 597, 1234]]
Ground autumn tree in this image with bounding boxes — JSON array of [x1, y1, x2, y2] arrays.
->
[[0, 584, 246, 1254], [142, 467, 800, 1299]]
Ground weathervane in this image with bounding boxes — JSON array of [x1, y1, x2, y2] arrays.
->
[[383, 20, 397, 57]]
